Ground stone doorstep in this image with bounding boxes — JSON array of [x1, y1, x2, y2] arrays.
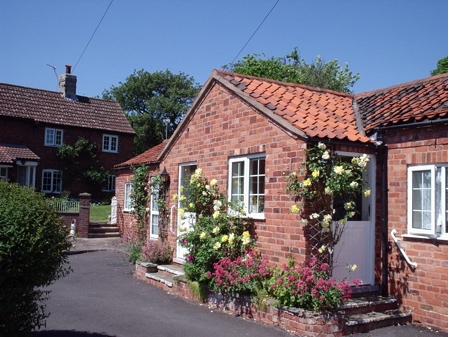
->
[[145, 272, 174, 288], [344, 310, 412, 335], [338, 296, 398, 315], [143, 263, 185, 289], [157, 264, 185, 276]]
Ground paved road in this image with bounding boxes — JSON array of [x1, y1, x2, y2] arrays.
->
[[32, 240, 447, 337], [33, 250, 291, 337]]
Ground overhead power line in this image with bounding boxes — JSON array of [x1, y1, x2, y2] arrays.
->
[[74, 0, 114, 71], [230, 0, 280, 65]]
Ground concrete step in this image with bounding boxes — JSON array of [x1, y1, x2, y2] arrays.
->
[[88, 232, 121, 238], [339, 296, 398, 315], [344, 309, 412, 335], [144, 263, 185, 289], [88, 222, 120, 238]]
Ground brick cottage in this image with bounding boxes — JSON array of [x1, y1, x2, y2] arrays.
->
[[115, 70, 448, 332], [0, 65, 135, 200]]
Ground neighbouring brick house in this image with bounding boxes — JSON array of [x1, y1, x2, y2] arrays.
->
[[114, 140, 168, 241], [115, 70, 447, 332], [0, 65, 135, 200]]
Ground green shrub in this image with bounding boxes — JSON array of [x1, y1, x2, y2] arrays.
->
[[176, 168, 253, 285], [0, 180, 72, 336], [141, 240, 173, 264]]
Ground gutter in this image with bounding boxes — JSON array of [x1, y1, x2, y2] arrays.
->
[[373, 117, 448, 132]]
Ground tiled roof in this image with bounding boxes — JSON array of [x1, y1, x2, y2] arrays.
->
[[214, 70, 371, 143], [355, 73, 448, 131], [115, 140, 168, 168], [0, 143, 40, 164], [0, 83, 135, 134]]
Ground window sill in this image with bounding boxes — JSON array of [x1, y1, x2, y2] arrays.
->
[[248, 213, 265, 221], [402, 234, 448, 241]]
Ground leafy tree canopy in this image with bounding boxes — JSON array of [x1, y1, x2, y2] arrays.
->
[[431, 56, 448, 76], [223, 47, 360, 93], [103, 69, 201, 154]]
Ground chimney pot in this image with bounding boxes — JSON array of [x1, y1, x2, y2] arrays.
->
[[59, 65, 77, 101]]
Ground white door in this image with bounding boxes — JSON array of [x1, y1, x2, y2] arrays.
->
[[332, 154, 375, 285], [176, 163, 197, 262]]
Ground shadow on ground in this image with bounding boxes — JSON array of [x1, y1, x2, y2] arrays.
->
[[33, 330, 116, 337]]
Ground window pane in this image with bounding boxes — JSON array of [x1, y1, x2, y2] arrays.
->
[[151, 215, 159, 236], [179, 164, 197, 209], [54, 171, 62, 193], [55, 130, 63, 145], [249, 158, 265, 213], [232, 161, 244, 176], [103, 136, 110, 150], [111, 137, 117, 151], [46, 129, 54, 145], [412, 210, 422, 229]]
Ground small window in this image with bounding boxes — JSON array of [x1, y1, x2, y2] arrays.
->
[[228, 155, 265, 219], [150, 177, 159, 239], [408, 164, 448, 238], [42, 170, 62, 193], [102, 175, 116, 192], [124, 182, 133, 212], [0, 166, 9, 179], [45, 128, 63, 146], [102, 134, 118, 153]]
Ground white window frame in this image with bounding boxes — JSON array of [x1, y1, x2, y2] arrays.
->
[[45, 128, 63, 146], [102, 134, 118, 153], [228, 154, 265, 220], [407, 164, 448, 239], [149, 177, 159, 239], [41, 169, 62, 193], [102, 175, 116, 192], [124, 182, 133, 212]]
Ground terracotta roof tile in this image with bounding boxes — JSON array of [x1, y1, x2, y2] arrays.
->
[[356, 74, 448, 131], [0, 83, 135, 134], [215, 70, 371, 143], [0, 144, 40, 164], [115, 140, 168, 168]]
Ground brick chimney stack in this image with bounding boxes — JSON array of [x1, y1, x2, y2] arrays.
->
[[58, 64, 78, 101]]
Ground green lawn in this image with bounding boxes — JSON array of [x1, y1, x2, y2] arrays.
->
[[90, 204, 111, 222]]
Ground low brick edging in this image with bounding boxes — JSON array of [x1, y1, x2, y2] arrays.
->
[[135, 263, 345, 337]]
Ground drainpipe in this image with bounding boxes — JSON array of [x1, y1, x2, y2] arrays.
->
[[379, 143, 389, 297]]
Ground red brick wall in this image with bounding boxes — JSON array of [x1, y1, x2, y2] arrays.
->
[[385, 124, 448, 332], [0, 117, 134, 199], [159, 83, 307, 264], [115, 165, 160, 242]]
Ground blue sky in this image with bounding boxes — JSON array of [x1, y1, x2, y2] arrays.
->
[[1, 1, 447, 98]]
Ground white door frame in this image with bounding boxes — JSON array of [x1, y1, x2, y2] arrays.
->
[[174, 162, 197, 263]]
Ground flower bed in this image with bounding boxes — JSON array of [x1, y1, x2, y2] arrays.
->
[[135, 262, 345, 337]]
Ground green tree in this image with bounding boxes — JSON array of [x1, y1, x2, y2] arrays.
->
[[103, 69, 201, 154], [224, 47, 360, 93], [0, 180, 72, 336], [431, 56, 448, 75]]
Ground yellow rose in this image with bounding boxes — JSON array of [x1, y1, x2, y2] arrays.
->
[[290, 204, 300, 214]]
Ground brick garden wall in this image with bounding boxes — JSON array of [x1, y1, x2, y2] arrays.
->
[[384, 124, 448, 332]]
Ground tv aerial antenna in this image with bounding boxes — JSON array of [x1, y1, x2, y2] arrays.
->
[[46, 64, 58, 89]]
